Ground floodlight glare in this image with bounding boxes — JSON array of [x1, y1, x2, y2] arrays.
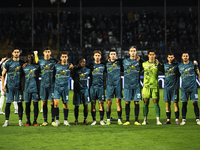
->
[[50, 0, 67, 3]]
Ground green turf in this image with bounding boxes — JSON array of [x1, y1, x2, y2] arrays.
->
[[1, 89, 200, 150]]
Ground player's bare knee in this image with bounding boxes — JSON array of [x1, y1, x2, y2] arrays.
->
[[126, 101, 130, 104], [173, 102, 178, 106], [193, 101, 198, 104], [134, 101, 139, 105], [99, 102, 104, 110], [50, 101, 54, 105], [107, 100, 112, 106], [63, 103, 68, 109], [153, 100, 158, 103], [143, 99, 149, 103], [42, 101, 47, 105]]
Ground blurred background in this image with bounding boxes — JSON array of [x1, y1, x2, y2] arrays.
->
[[0, 0, 199, 64]]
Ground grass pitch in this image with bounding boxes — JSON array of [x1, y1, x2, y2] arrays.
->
[[0, 89, 200, 150]]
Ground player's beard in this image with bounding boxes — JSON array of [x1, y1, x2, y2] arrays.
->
[[63, 60, 67, 64], [14, 56, 19, 59], [130, 54, 136, 59]]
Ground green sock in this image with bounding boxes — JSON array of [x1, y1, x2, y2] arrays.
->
[[154, 103, 160, 117], [143, 103, 149, 118]]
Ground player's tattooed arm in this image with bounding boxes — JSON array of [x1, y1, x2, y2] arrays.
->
[[1, 68, 7, 92]]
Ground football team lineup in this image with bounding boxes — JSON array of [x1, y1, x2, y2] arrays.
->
[[1, 46, 200, 127]]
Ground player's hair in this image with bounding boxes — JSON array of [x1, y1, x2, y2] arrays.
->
[[167, 53, 174, 56], [43, 46, 51, 52], [6, 52, 12, 58], [94, 50, 101, 55], [27, 52, 34, 58], [148, 49, 156, 54], [12, 47, 20, 52], [61, 51, 68, 56], [78, 58, 85, 64], [128, 46, 137, 51], [182, 51, 189, 55], [109, 50, 117, 55]]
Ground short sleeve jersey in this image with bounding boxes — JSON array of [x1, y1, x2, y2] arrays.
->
[[106, 60, 122, 86], [178, 61, 198, 91], [4, 59, 24, 91], [1, 59, 9, 86], [73, 67, 91, 92], [123, 58, 142, 89], [38, 58, 58, 88], [88, 62, 105, 87], [164, 63, 179, 89], [142, 61, 162, 89], [54, 64, 71, 92], [23, 64, 40, 93]]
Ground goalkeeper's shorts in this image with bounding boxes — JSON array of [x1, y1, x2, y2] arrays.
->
[[142, 87, 159, 100]]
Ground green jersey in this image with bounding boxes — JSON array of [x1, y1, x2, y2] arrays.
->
[[142, 61, 163, 88]]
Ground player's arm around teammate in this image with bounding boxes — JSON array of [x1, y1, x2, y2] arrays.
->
[[178, 52, 200, 125], [88, 50, 105, 125], [53, 52, 73, 126], [123, 46, 143, 126], [73, 58, 91, 125], [2, 48, 24, 127], [105, 50, 123, 125], [38, 47, 59, 126], [141, 49, 163, 125], [163, 53, 180, 125], [23, 54, 40, 126]]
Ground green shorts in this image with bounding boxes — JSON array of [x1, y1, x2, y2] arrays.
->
[[142, 87, 159, 100]]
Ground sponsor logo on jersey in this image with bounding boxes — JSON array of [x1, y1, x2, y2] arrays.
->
[[129, 65, 135, 70], [44, 65, 50, 70], [167, 68, 174, 73], [183, 69, 189, 74], [15, 66, 21, 72]]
